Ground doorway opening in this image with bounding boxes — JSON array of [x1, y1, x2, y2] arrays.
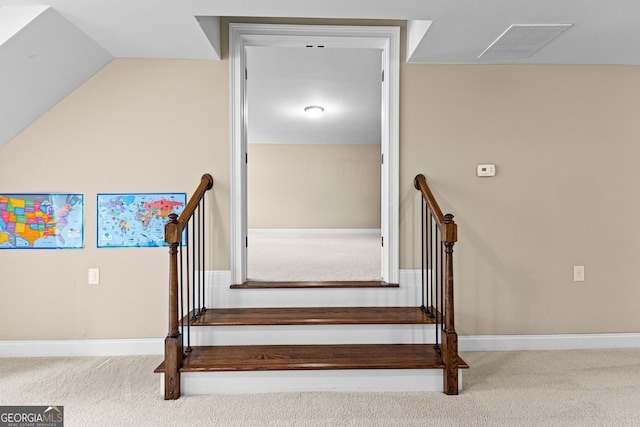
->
[[230, 23, 400, 285]]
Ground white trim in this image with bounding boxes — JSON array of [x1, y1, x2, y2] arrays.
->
[[208, 269, 233, 287], [167, 369, 447, 395], [459, 333, 640, 352], [4, 333, 640, 359], [230, 23, 400, 286], [187, 324, 436, 346], [207, 270, 421, 308], [248, 228, 381, 235], [0, 338, 163, 358], [3, 330, 639, 359], [208, 280, 422, 309], [230, 24, 248, 286], [399, 268, 424, 286]]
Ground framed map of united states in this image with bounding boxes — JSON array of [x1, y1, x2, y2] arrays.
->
[[0, 194, 84, 249]]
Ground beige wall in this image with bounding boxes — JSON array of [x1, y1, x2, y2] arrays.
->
[[248, 144, 380, 229], [1, 59, 640, 340], [0, 59, 230, 340], [400, 64, 640, 335]]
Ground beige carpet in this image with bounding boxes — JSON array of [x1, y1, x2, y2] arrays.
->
[[247, 232, 381, 281], [2, 349, 640, 426]]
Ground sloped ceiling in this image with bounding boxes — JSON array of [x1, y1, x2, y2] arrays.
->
[[2, 0, 640, 147], [0, 6, 112, 147]]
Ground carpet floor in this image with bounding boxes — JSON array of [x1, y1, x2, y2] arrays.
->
[[247, 232, 381, 281], [2, 348, 640, 426]]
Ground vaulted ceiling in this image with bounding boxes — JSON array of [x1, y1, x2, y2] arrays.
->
[[2, 0, 640, 147]]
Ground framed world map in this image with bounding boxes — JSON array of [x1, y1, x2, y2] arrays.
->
[[97, 193, 186, 248]]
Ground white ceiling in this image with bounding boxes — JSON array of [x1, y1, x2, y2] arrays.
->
[[247, 47, 382, 145], [2, 0, 640, 63], [2, 0, 640, 147]]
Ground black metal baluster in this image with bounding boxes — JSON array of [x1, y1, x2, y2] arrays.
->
[[190, 215, 197, 323], [421, 198, 425, 312], [435, 224, 439, 319], [201, 196, 206, 313], [440, 237, 444, 338], [433, 214, 440, 350], [179, 241, 185, 357], [196, 205, 201, 317], [185, 224, 192, 354], [428, 211, 435, 318]]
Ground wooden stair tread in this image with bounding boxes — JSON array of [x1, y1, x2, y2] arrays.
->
[[154, 344, 468, 373], [231, 281, 399, 289], [187, 306, 437, 326]]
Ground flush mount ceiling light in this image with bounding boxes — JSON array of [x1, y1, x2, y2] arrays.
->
[[478, 24, 572, 60], [304, 105, 324, 118]]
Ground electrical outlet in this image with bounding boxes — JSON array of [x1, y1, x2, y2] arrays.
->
[[573, 266, 585, 282], [88, 268, 100, 285]]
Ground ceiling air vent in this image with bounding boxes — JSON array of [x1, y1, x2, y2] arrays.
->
[[478, 24, 572, 60]]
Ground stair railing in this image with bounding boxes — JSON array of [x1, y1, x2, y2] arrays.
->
[[163, 173, 214, 400], [414, 174, 461, 395]]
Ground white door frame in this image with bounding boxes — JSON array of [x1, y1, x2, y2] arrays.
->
[[230, 23, 399, 285]]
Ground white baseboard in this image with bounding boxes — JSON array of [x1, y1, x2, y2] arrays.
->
[[459, 333, 640, 352], [0, 338, 164, 358], [3, 333, 639, 358], [4, 333, 639, 358], [248, 228, 381, 235]]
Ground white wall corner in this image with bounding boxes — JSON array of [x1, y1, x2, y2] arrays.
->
[[406, 20, 432, 63], [196, 16, 221, 60]]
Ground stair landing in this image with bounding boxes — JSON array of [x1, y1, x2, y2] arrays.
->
[[231, 280, 399, 289]]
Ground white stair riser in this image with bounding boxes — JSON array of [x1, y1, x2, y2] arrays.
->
[[184, 324, 438, 346], [209, 287, 423, 308], [159, 369, 460, 394], [204, 270, 431, 308]]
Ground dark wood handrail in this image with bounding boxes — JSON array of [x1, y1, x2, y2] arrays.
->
[[414, 174, 444, 224], [166, 173, 213, 338], [414, 174, 457, 244], [165, 173, 214, 245]]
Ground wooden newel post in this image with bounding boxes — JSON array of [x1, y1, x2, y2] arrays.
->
[[443, 214, 456, 333], [166, 213, 181, 337], [442, 213, 459, 395], [164, 213, 182, 400]]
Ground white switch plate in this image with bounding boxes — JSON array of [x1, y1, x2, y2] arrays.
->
[[477, 164, 496, 177], [573, 266, 585, 282], [88, 268, 100, 285]]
